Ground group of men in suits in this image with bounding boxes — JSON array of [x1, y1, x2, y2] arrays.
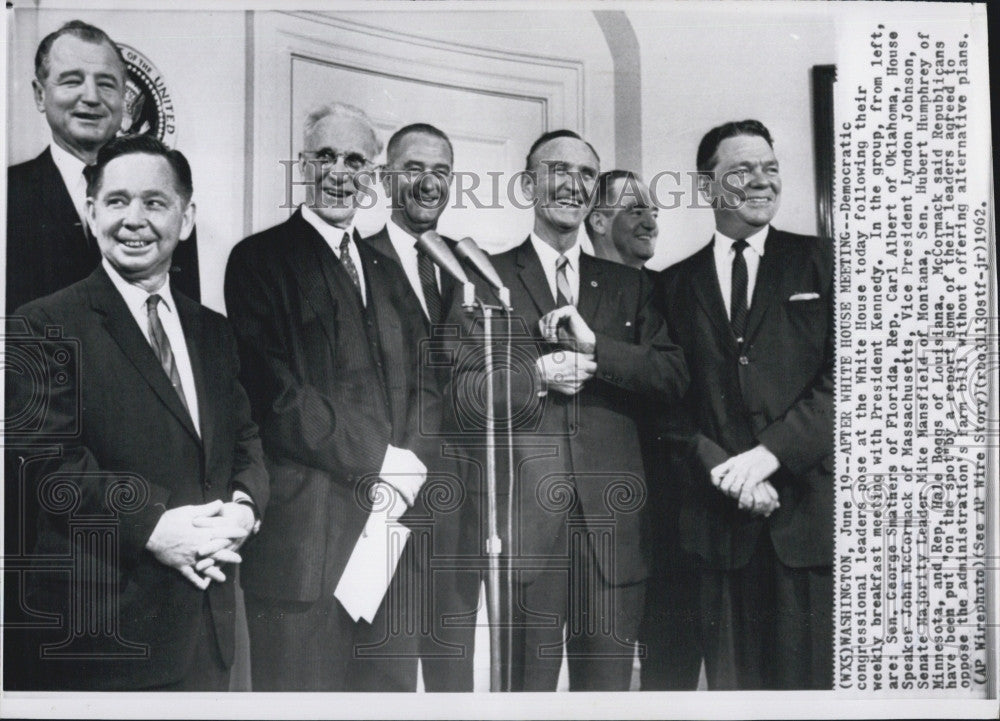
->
[[5, 18, 834, 694]]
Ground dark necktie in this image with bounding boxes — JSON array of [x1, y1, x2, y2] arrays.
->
[[730, 239, 749, 342], [415, 243, 443, 323], [339, 232, 363, 298], [555, 254, 574, 306], [146, 294, 190, 415]]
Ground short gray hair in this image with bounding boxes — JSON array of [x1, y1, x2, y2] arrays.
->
[[303, 102, 382, 156]]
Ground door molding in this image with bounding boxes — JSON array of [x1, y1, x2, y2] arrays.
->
[[249, 10, 586, 230]]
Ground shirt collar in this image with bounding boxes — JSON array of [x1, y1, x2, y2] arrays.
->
[[300, 204, 356, 250], [713, 224, 769, 260], [386, 218, 420, 256], [530, 232, 581, 270], [49, 142, 88, 190], [102, 258, 176, 314]]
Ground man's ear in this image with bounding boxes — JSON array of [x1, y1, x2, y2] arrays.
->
[[32, 78, 46, 113], [587, 210, 607, 236], [179, 201, 196, 241], [697, 171, 714, 198], [519, 170, 535, 200], [85, 197, 97, 237]]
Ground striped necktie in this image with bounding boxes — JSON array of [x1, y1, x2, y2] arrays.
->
[[730, 239, 749, 343], [415, 243, 443, 323], [555, 254, 574, 306], [146, 294, 190, 415]]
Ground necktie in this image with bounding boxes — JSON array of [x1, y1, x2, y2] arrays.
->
[[555, 254, 574, 306], [415, 243, 443, 323], [76, 170, 94, 248], [339, 232, 363, 298], [730, 239, 749, 342], [146, 294, 190, 415]]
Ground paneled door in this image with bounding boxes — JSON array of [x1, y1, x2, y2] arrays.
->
[[251, 11, 588, 252]]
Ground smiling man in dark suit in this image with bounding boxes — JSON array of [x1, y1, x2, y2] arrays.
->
[[6, 20, 200, 313], [448, 130, 688, 690], [225, 102, 441, 691], [658, 119, 834, 689], [5, 134, 267, 690], [362, 122, 478, 691]]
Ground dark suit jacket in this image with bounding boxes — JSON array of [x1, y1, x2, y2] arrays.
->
[[658, 227, 834, 571], [224, 210, 440, 603], [5, 266, 268, 690], [361, 225, 462, 329], [447, 238, 688, 586], [6, 148, 201, 311]]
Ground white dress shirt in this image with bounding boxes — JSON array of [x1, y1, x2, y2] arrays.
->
[[301, 204, 366, 305], [102, 258, 201, 435], [530, 233, 581, 305], [386, 219, 440, 320], [712, 225, 769, 319], [49, 141, 89, 225]]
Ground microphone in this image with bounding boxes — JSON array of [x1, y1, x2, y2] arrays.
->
[[417, 231, 470, 284], [417, 231, 476, 309], [454, 237, 511, 308]]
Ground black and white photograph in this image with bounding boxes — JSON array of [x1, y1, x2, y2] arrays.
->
[[1, 1, 995, 718]]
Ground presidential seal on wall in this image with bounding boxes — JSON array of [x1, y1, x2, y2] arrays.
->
[[116, 44, 177, 146]]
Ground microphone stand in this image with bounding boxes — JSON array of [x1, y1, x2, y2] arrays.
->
[[464, 287, 511, 692]]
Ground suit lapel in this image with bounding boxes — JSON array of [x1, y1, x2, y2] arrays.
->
[[577, 253, 604, 325], [690, 241, 736, 346], [283, 210, 342, 349], [515, 238, 556, 318], [743, 227, 786, 344], [177, 294, 215, 469], [362, 226, 396, 264], [88, 268, 201, 444], [357, 239, 403, 430]]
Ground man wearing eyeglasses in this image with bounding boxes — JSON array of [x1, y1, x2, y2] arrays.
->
[[224, 102, 441, 691]]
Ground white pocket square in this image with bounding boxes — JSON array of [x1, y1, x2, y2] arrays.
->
[[789, 292, 820, 301]]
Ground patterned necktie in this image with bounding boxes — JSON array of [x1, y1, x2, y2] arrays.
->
[[339, 232, 363, 298], [415, 243, 443, 323], [730, 239, 750, 342], [146, 294, 190, 415], [555, 254, 574, 306]]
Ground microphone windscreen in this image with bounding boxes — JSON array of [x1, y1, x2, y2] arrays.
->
[[417, 231, 470, 284], [454, 237, 504, 291]]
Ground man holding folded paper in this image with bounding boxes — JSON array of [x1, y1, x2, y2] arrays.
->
[[224, 102, 441, 691]]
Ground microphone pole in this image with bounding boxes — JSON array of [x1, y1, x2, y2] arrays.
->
[[420, 233, 509, 691], [454, 237, 516, 691]]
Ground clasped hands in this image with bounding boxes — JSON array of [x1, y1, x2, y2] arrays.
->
[[710, 444, 782, 517], [537, 305, 596, 396], [145, 499, 256, 590]]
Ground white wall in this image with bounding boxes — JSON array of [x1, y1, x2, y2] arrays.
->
[[7, 8, 246, 313], [6, 4, 835, 306], [631, 1, 837, 269], [339, 10, 616, 165]]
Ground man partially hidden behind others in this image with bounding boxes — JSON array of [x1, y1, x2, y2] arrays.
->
[[7, 19, 200, 312]]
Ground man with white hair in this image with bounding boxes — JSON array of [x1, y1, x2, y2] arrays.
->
[[225, 102, 440, 690]]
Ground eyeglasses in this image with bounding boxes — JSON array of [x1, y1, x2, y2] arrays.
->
[[301, 149, 371, 173]]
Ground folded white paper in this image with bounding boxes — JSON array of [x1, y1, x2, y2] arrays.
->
[[334, 482, 411, 623]]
